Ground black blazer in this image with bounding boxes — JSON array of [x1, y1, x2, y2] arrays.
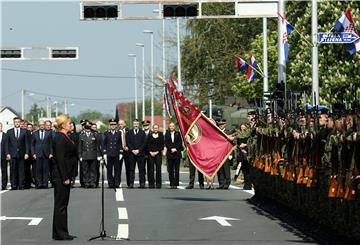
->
[[126, 128, 147, 155], [164, 131, 184, 159], [6, 128, 29, 158], [31, 130, 53, 158], [53, 132, 78, 182], [103, 130, 122, 157], [0, 132, 8, 160], [146, 132, 164, 153]]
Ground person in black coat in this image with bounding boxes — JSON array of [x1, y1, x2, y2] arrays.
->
[[6, 117, 30, 190], [126, 119, 147, 188], [146, 124, 164, 188], [1, 122, 9, 190], [68, 122, 79, 187], [31, 120, 53, 188], [164, 122, 184, 189], [52, 115, 77, 241], [24, 123, 36, 188], [102, 119, 122, 188], [118, 120, 130, 187]]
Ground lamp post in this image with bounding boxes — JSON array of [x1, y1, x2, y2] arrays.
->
[[128, 53, 138, 119], [136, 43, 145, 121], [143, 29, 154, 125]]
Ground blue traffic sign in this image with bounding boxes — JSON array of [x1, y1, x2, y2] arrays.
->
[[318, 32, 359, 44]]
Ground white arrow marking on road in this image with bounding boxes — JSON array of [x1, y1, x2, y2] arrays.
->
[[0, 216, 43, 225], [199, 216, 240, 226]]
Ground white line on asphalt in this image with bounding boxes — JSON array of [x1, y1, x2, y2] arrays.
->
[[0, 216, 43, 225], [229, 185, 242, 190], [116, 224, 129, 240], [118, 208, 128, 220], [243, 189, 255, 195], [115, 188, 124, 201], [0, 190, 9, 194]]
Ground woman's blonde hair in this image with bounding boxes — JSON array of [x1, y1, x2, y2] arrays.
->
[[54, 114, 71, 130]]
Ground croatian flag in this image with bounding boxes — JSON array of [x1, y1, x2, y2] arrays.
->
[[281, 15, 295, 63], [235, 56, 248, 73], [246, 52, 257, 84], [334, 8, 360, 55]]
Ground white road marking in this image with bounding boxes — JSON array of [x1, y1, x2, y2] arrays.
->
[[243, 189, 255, 195], [229, 185, 242, 190], [0, 216, 43, 225], [0, 190, 9, 194], [115, 188, 124, 201], [116, 224, 129, 240], [118, 208, 128, 220], [200, 216, 240, 227]]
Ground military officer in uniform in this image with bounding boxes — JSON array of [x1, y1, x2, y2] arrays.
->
[[103, 119, 122, 188], [78, 121, 102, 188]]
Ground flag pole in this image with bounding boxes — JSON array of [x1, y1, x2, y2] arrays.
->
[[234, 55, 264, 77]]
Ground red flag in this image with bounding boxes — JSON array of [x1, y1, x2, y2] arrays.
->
[[166, 83, 236, 179]]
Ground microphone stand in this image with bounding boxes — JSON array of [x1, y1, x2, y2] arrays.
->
[[89, 158, 126, 241]]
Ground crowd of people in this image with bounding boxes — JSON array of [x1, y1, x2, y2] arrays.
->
[[0, 116, 247, 191]]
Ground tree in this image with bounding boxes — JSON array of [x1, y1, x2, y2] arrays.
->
[[25, 104, 46, 124]]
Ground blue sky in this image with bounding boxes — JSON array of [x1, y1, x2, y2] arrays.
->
[[1, 0, 183, 117]]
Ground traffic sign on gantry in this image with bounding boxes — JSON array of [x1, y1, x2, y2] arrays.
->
[[80, 0, 278, 20]]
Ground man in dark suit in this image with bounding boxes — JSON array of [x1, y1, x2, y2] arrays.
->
[[164, 122, 184, 189], [103, 119, 122, 188], [6, 117, 29, 190], [78, 121, 102, 188], [45, 120, 56, 187], [1, 122, 9, 190], [126, 119, 147, 188], [216, 119, 232, 189], [31, 120, 53, 188], [118, 119, 130, 187], [24, 123, 35, 188]]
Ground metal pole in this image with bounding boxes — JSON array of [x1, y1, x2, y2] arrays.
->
[[150, 33, 154, 125], [209, 99, 213, 119], [134, 56, 138, 119], [142, 46, 145, 121], [278, 0, 285, 84], [162, 18, 167, 131], [46, 97, 50, 118], [55, 102, 58, 117], [21, 89, 24, 119], [312, 0, 319, 106], [177, 18, 182, 91], [263, 17, 268, 108], [64, 98, 68, 114]]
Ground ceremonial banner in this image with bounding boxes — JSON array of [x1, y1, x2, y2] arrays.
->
[[166, 83, 236, 179]]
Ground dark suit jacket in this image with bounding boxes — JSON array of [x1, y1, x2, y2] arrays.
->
[[78, 131, 101, 160], [53, 132, 78, 181], [103, 130, 122, 157], [126, 128, 147, 156], [6, 128, 29, 158], [164, 131, 184, 159], [31, 130, 53, 158], [1, 132, 8, 160]]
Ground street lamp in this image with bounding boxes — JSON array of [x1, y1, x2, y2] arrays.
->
[[143, 29, 154, 125], [128, 53, 138, 119], [135, 43, 145, 121]]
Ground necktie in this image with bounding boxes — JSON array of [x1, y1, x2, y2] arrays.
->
[[135, 129, 138, 135], [87, 132, 90, 137], [122, 129, 126, 146], [40, 131, 44, 140], [16, 128, 19, 139]]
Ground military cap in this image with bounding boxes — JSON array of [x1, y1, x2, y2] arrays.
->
[[278, 110, 286, 119], [298, 110, 306, 117], [142, 120, 151, 126], [80, 119, 87, 126], [217, 119, 227, 125], [318, 107, 329, 115], [265, 108, 272, 115], [109, 119, 117, 125], [247, 110, 257, 116], [84, 120, 92, 129]]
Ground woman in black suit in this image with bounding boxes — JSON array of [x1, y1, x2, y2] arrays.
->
[[164, 122, 184, 189], [146, 124, 164, 189], [68, 122, 79, 187], [52, 115, 77, 241]]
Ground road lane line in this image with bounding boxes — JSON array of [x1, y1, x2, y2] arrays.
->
[[0, 216, 43, 225], [229, 185, 242, 190], [0, 190, 9, 194], [116, 224, 129, 240], [115, 188, 124, 201], [118, 208, 128, 220], [243, 189, 255, 195]]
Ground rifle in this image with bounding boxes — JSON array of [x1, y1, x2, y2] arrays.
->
[[306, 108, 319, 188], [336, 130, 346, 198], [327, 134, 339, 198], [344, 138, 359, 201]]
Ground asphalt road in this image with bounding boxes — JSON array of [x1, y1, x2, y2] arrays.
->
[[0, 169, 318, 245]]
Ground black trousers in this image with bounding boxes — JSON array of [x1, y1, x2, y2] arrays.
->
[[120, 153, 130, 187], [81, 159, 97, 186], [1, 159, 8, 189], [36, 158, 49, 187], [167, 158, 180, 186], [147, 154, 162, 187], [129, 154, 145, 186], [106, 156, 121, 187], [52, 176, 71, 239], [217, 159, 231, 187], [24, 159, 35, 188], [189, 163, 204, 187], [10, 158, 25, 189]]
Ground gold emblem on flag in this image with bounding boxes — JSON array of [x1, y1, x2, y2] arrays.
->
[[186, 122, 202, 145]]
